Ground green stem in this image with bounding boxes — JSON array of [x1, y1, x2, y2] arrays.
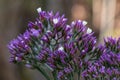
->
[[52, 70, 57, 80], [78, 71, 80, 80], [35, 66, 51, 80], [70, 73, 74, 80]]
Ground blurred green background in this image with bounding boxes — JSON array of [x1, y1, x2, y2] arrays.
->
[[0, 0, 120, 80]]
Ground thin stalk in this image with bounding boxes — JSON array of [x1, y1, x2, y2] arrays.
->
[[78, 71, 80, 80], [52, 70, 57, 80], [35, 66, 51, 80], [70, 73, 74, 80]]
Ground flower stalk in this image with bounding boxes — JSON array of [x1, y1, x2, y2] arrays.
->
[[35, 65, 51, 80]]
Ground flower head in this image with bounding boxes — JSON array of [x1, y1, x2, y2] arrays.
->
[[7, 8, 120, 80]]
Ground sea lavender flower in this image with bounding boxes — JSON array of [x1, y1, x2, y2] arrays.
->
[[83, 62, 106, 79], [104, 37, 120, 53], [8, 7, 120, 80], [99, 38, 120, 67], [8, 32, 31, 63], [82, 37, 120, 80]]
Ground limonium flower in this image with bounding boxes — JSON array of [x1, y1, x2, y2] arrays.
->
[[82, 38, 120, 80], [8, 7, 120, 80]]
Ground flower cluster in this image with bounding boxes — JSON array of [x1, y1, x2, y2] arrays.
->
[[82, 38, 120, 80], [8, 8, 120, 80]]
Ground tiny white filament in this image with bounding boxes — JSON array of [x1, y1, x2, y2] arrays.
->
[[83, 21, 87, 26], [37, 7, 42, 13], [66, 25, 70, 28], [78, 20, 81, 22], [71, 21, 75, 26], [58, 46, 64, 51], [87, 28, 92, 34], [53, 18, 58, 24], [15, 57, 18, 60], [82, 50, 85, 53], [46, 30, 51, 33]]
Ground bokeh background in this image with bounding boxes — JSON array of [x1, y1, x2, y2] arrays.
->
[[0, 0, 120, 80]]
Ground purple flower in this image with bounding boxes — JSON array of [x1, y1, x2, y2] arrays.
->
[[8, 34, 31, 62], [64, 66, 73, 74], [99, 66, 105, 74], [30, 28, 41, 37], [8, 7, 120, 80], [57, 71, 64, 79], [37, 48, 50, 62], [81, 70, 88, 77], [104, 37, 120, 53]]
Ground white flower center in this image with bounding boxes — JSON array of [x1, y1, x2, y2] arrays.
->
[[46, 30, 51, 33], [63, 18, 67, 21], [37, 7, 42, 13], [15, 57, 18, 60], [83, 21, 87, 26], [78, 20, 81, 22], [71, 21, 75, 26], [58, 46, 64, 51], [82, 50, 85, 52], [66, 25, 70, 28], [87, 28, 92, 34], [53, 18, 59, 24]]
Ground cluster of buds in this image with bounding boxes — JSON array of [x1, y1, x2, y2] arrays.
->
[[8, 8, 120, 80], [81, 38, 120, 80]]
